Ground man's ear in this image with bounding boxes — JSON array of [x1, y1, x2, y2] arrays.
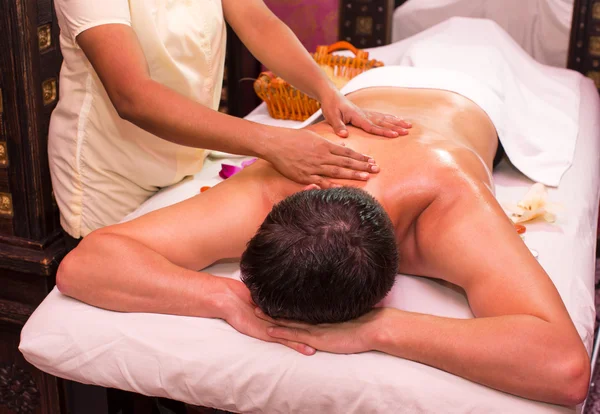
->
[[303, 184, 321, 191]]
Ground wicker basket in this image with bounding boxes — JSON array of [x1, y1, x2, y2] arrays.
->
[[253, 41, 384, 121]]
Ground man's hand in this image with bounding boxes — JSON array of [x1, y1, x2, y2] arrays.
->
[[220, 279, 316, 355], [321, 91, 412, 138], [256, 307, 388, 355], [263, 128, 381, 188]]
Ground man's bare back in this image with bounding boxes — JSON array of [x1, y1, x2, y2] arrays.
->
[[234, 86, 496, 245], [235, 87, 500, 275], [57, 87, 589, 406]]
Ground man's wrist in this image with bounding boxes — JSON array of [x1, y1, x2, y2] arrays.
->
[[365, 308, 397, 353], [204, 277, 237, 321]]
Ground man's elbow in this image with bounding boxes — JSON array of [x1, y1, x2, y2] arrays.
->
[[555, 349, 590, 406], [55, 229, 108, 298], [56, 249, 80, 297]]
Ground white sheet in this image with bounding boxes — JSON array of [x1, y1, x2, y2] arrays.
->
[[392, 0, 573, 67], [20, 19, 600, 414]]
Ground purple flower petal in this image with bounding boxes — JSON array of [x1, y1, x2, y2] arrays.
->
[[219, 164, 242, 179], [241, 158, 258, 168], [219, 158, 257, 180]]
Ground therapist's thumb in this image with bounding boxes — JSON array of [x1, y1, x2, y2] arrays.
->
[[331, 118, 349, 138]]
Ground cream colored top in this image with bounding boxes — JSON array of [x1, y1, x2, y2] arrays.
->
[[49, 0, 226, 238]]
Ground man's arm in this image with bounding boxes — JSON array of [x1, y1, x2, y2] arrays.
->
[[393, 176, 589, 405], [57, 164, 276, 308], [56, 164, 313, 352], [263, 175, 590, 405]]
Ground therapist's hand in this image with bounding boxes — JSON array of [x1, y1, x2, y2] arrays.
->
[[264, 128, 380, 188], [221, 279, 316, 355], [320, 90, 412, 138], [255, 307, 387, 356]]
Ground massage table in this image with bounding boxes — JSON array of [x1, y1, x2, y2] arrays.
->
[[19, 18, 600, 413]]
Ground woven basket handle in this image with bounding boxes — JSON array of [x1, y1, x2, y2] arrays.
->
[[315, 41, 369, 59], [326, 41, 360, 55]]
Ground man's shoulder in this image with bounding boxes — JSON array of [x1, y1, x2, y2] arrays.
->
[[230, 160, 303, 210], [397, 176, 498, 286]]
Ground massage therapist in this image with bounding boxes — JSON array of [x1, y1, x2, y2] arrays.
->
[[48, 0, 410, 239]]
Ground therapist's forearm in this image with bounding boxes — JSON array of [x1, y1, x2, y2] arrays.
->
[[117, 78, 278, 159], [56, 231, 231, 319], [231, 13, 338, 102], [370, 309, 589, 406]]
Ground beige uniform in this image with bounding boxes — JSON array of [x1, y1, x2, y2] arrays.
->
[[49, 0, 226, 238]]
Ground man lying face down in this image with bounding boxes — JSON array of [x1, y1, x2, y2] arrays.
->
[[241, 187, 398, 324], [57, 75, 590, 406]]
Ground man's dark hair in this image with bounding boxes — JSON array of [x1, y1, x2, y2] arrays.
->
[[240, 186, 399, 324]]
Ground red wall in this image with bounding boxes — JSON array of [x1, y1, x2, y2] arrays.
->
[[264, 0, 339, 53]]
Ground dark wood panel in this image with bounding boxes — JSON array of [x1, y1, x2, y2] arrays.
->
[[0, 235, 66, 276], [0, 299, 35, 325], [0, 218, 13, 237], [36, 0, 53, 24], [0, 268, 54, 310], [0, 169, 8, 191], [339, 0, 395, 47], [34, 3, 63, 240], [0, 231, 59, 251], [225, 26, 261, 118], [0, 0, 63, 242], [564, 0, 599, 90], [0, 323, 63, 414], [13, 0, 61, 241], [0, 0, 31, 238]]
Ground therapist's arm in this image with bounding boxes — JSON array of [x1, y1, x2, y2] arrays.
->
[[222, 0, 411, 138], [76, 24, 378, 188]]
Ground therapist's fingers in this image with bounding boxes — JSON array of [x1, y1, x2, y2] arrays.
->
[[329, 114, 350, 138], [308, 153, 377, 185], [350, 111, 413, 138], [325, 156, 380, 174], [370, 113, 412, 130], [376, 120, 410, 136], [328, 142, 373, 163], [318, 166, 372, 182], [308, 175, 336, 189], [351, 117, 400, 138]]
